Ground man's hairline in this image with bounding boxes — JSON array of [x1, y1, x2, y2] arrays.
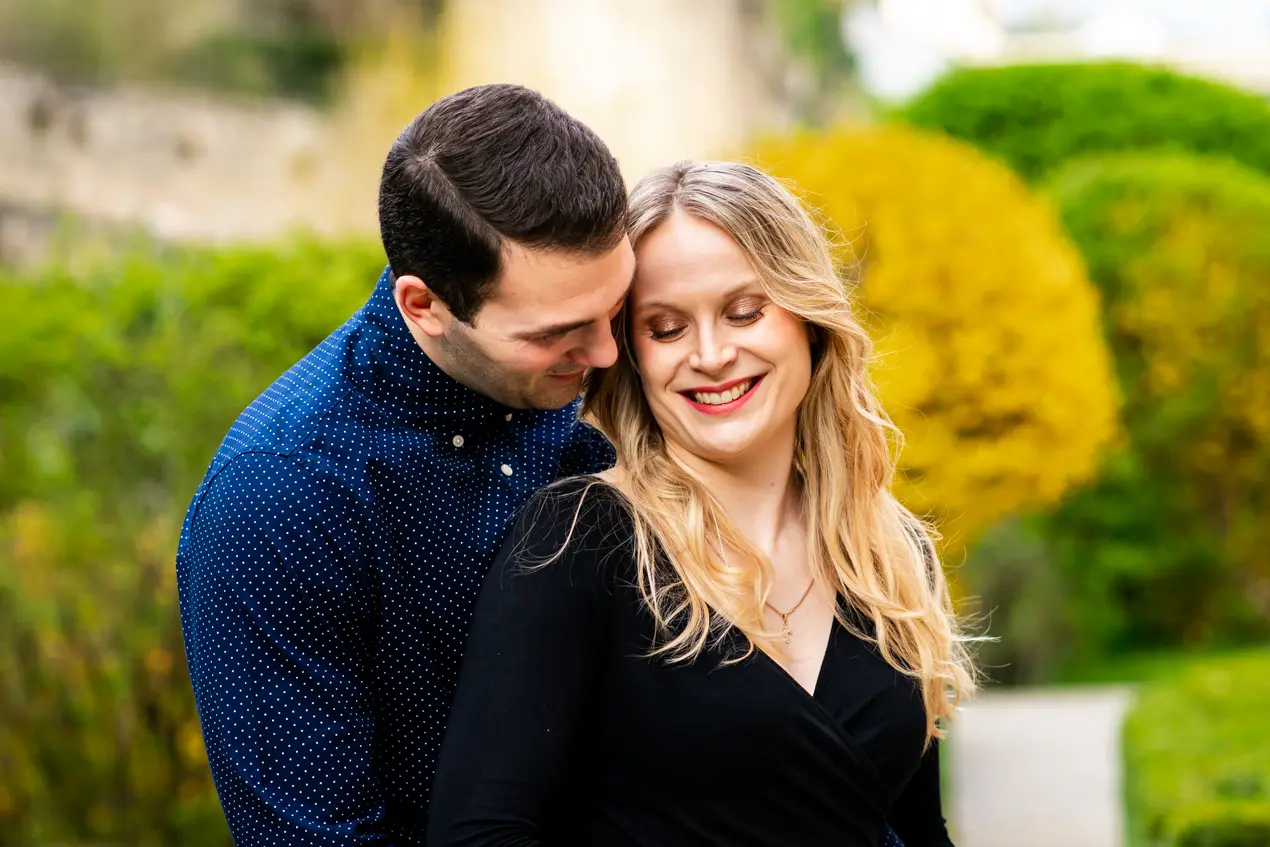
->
[[391, 228, 633, 329]]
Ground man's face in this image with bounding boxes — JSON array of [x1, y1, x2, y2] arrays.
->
[[436, 238, 636, 410]]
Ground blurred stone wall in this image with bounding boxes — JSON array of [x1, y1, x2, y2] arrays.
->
[[0, 0, 793, 259], [0, 63, 356, 250]]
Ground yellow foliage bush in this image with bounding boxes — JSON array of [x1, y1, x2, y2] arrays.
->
[[748, 125, 1119, 548]]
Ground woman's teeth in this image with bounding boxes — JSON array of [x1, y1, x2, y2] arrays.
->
[[692, 378, 754, 406]]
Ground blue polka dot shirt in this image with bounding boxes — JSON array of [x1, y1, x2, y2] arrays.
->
[[176, 268, 615, 845]]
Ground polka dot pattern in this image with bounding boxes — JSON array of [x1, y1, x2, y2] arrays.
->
[[176, 268, 614, 845]]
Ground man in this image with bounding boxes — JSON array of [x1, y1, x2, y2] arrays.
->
[[176, 84, 633, 844]]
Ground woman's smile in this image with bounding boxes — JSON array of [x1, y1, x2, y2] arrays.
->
[[679, 374, 765, 415]]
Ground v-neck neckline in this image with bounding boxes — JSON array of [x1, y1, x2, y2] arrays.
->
[[747, 619, 890, 795], [754, 616, 838, 704]]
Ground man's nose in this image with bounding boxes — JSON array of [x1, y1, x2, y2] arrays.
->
[[577, 321, 619, 369]]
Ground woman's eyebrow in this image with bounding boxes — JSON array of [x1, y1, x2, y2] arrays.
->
[[634, 278, 763, 314]]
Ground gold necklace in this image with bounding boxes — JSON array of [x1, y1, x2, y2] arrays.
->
[[765, 578, 816, 644]]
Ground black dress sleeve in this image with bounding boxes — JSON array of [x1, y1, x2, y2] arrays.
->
[[426, 479, 625, 847], [888, 740, 955, 846]]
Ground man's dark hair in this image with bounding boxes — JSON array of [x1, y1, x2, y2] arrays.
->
[[378, 84, 628, 324]]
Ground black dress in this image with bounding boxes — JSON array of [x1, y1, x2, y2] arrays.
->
[[427, 478, 954, 846]]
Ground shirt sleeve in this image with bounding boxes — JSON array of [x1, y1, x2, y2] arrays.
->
[[888, 740, 955, 847], [177, 452, 390, 845], [426, 480, 620, 847]]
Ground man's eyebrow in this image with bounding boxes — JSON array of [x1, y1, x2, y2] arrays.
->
[[512, 267, 636, 341], [512, 318, 595, 340]]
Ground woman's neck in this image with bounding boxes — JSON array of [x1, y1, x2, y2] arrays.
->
[[666, 429, 803, 557]]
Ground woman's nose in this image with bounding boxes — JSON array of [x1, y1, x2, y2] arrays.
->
[[688, 327, 737, 374]]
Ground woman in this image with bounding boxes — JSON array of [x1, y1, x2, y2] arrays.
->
[[426, 161, 976, 846]]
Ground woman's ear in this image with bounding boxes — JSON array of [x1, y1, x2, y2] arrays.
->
[[807, 323, 827, 363]]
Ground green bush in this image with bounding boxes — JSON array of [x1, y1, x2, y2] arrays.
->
[[1037, 153, 1270, 661], [164, 30, 345, 103], [0, 0, 346, 101], [899, 63, 1270, 181], [1173, 802, 1270, 847], [0, 236, 383, 844], [1123, 650, 1270, 846]]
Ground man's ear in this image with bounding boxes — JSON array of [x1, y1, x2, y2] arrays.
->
[[393, 274, 449, 338]]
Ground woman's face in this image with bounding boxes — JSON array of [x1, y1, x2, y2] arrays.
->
[[628, 211, 813, 466]]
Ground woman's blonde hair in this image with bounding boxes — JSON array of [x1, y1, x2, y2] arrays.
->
[[581, 160, 975, 742]]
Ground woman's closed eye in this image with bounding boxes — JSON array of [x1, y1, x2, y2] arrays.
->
[[646, 306, 767, 342], [649, 321, 686, 341], [727, 308, 765, 326], [727, 296, 767, 326]]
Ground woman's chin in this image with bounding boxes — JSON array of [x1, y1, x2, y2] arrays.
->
[[659, 408, 796, 468], [678, 431, 770, 466]]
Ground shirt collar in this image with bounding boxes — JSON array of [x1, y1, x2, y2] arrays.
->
[[348, 267, 582, 428]]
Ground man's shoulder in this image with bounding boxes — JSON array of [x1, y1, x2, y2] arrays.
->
[[557, 419, 616, 477], [213, 327, 358, 466], [183, 319, 373, 534]]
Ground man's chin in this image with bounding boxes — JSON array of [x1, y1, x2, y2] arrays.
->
[[527, 375, 585, 411]]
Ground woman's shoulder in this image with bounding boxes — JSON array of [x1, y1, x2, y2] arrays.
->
[[506, 475, 637, 569], [522, 474, 632, 520]]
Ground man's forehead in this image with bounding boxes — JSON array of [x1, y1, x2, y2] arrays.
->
[[480, 240, 634, 330]]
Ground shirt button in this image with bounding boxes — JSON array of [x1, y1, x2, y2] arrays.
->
[[452, 435, 465, 448], [500, 464, 514, 477], [504, 413, 513, 422]]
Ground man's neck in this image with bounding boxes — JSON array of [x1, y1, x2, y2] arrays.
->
[[404, 311, 491, 402], [410, 324, 451, 376], [666, 430, 802, 558]]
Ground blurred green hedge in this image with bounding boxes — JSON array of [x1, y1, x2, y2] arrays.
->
[[0, 237, 383, 844], [899, 62, 1270, 181], [1123, 650, 1270, 846], [1045, 153, 1270, 661]]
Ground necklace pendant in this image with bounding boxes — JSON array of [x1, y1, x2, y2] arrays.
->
[[766, 578, 816, 647]]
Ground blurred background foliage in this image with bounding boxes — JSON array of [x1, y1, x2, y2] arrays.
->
[[893, 59, 1270, 846], [1, 1, 1269, 842], [0, 0, 855, 109], [769, 0, 858, 123], [896, 63, 1270, 686], [1123, 649, 1270, 847], [899, 62, 1270, 182], [0, 0, 446, 102], [0, 238, 382, 845], [1043, 154, 1270, 659]]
